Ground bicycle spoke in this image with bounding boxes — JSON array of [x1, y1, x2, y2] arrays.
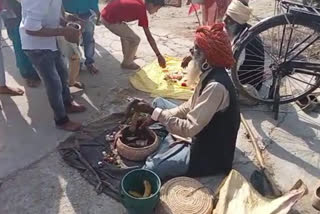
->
[[245, 49, 266, 60], [295, 69, 320, 77], [251, 77, 273, 92], [233, 12, 320, 104], [288, 35, 320, 61], [249, 74, 273, 87], [286, 76, 305, 93], [248, 36, 280, 63], [286, 34, 313, 56], [238, 70, 266, 82], [287, 75, 318, 87]]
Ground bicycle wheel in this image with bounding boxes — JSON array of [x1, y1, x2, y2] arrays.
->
[[232, 13, 320, 104]]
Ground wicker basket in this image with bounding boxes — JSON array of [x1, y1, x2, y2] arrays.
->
[[115, 127, 160, 161], [156, 177, 213, 214]]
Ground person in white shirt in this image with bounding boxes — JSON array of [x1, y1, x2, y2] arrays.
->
[[20, 0, 86, 131]]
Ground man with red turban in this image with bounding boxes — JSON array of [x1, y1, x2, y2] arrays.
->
[[128, 23, 240, 180]]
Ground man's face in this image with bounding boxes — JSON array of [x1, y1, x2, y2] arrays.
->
[[185, 44, 206, 86], [224, 16, 239, 39], [190, 44, 206, 66], [146, 4, 162, 14]]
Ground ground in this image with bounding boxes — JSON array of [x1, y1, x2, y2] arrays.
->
[[0, 0, 320, 213]]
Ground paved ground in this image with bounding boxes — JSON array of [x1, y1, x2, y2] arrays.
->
[[0, 1, 320, 214]]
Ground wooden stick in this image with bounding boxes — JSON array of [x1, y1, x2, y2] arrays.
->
[[240, 114, 265, 168], [192, 4, 201, 26], [240, 113, 282, 197]]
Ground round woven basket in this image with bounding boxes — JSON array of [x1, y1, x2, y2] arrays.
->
[[156, 177, 213, 214], [115, 127, 160, 161]]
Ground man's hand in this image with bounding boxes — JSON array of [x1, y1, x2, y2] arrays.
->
[[130, 99, 154, 115], [66, 14, 86, 29], [181, 55, 192, 68], [95, 10, 101, 25], [143, 27, 166, 68], [63, 26, 81, 44], [137, 116, 156, 130], [157, 54, 166, 68]]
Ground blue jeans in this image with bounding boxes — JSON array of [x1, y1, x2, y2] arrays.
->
[[6, 19, 40, 80], [78, 13, 95, 65], [143, 98, 191, 180], [25, 50, 71, 125]]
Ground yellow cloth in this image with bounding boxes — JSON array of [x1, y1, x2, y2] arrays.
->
[[130, 57, 193, 100]]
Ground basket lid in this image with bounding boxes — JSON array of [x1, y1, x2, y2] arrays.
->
[[156, 177, 213, 214]]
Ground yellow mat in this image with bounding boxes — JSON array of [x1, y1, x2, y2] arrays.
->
[[130, 56, 193, 100]]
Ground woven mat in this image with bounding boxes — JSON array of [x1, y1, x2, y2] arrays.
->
[[156, 177, 214, 214]]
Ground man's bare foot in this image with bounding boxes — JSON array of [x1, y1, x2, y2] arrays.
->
[[86, 64, 99, 74], [57, 120, 82, 132], [70, 81, 85, 89], [121, 62, 140, 70], [0, 86, 24, 96], [26, 79, 41, 88], [66, 100, 86, 113]]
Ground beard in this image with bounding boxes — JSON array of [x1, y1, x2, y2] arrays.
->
[[185, 59, 202, 87], [226, 23, 240, 40]]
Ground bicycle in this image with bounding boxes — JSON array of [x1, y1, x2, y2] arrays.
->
[[231, 0, 320, 119]]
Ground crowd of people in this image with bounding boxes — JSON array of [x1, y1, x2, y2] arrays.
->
[[0, 0, 255, 134]]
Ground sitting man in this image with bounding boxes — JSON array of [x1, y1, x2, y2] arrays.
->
[[131, 23, 241, 180], [224, 0, 265, 91]]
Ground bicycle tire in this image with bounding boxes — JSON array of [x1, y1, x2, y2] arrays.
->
[[232, 13, 320, 104]]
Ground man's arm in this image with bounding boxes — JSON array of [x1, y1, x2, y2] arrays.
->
[[26, 28, 65, 37], [154, 82, 230, 138], [90, 0, 100, 24], [143, 27, 166, 68], [152, 98, 192, 120]]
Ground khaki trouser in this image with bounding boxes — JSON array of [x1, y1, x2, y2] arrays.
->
[[57, 36, 81, 86], [102, 19, 140, 65], [69, 54, 80, 86]]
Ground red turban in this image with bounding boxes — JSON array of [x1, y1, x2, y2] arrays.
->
[[195, 23, 235, 68]]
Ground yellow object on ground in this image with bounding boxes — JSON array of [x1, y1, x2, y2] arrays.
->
[[130, 57, 193, 100], [213, 170, 307, 214]]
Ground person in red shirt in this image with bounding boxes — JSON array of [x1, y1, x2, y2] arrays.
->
[[101, 0, 166, 70]]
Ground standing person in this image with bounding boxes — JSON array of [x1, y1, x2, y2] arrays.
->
[[0, 0, 40, 88], [57, 34, 83, 89], [101, 0, 166, 70], [0, 2, 23, 96], [62, 0, 100, 74], [202, 0, 232, 25], [20, 0, 86, 131], [224, 0, 264, 90]]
